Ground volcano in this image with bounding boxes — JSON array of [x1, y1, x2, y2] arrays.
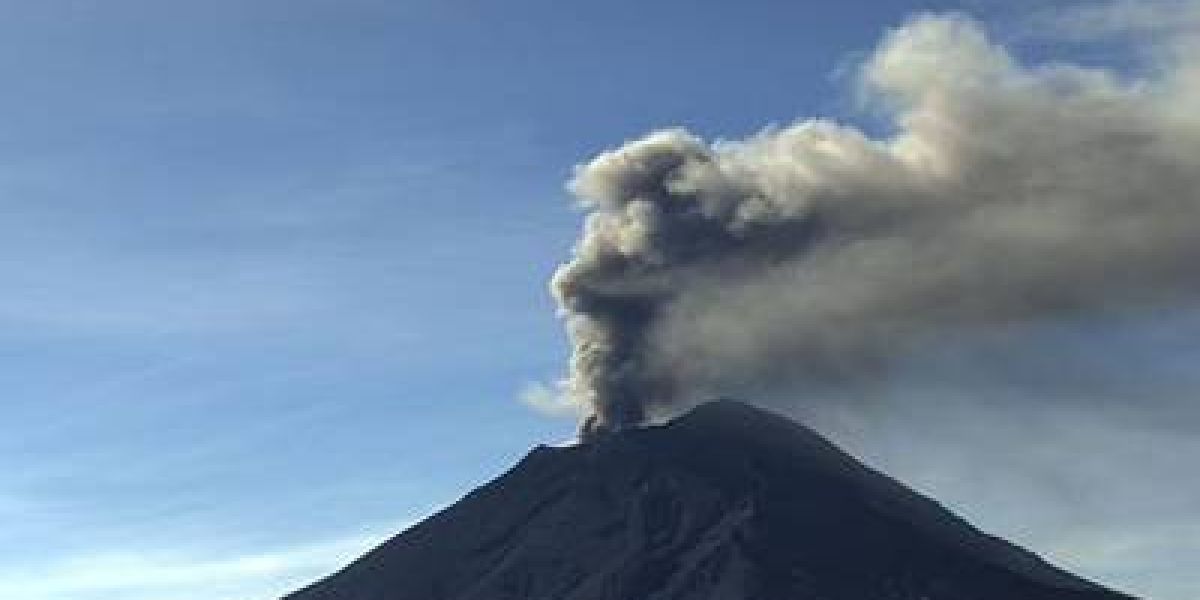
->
[[283, 400, 1134, 600]]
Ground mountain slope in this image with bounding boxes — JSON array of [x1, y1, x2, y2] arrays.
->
[[284, 400, 1135, 600]]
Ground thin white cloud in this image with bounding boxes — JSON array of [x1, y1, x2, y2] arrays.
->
[[0, 521, 414, 600], [1030, 0, 1200, 41], [519, 380, 584, 418], [1046, 522, 1200, 600]]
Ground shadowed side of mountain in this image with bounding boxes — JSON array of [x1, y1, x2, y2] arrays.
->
[[284, 400, 1137, 600]]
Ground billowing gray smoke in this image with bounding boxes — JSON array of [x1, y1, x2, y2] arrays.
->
[[551, 13, 1200, 436]]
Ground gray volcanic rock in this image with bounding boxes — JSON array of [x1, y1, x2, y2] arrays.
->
[[284, 400, 1136, 600]]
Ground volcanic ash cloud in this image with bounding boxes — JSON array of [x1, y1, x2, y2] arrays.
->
[[550, 14, 1200, 436]]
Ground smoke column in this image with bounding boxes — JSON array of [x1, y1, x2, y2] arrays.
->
[[550, 13, 1200, 437]]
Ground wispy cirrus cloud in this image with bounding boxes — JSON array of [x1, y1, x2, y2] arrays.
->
[[1028, 0, 1200, 41]]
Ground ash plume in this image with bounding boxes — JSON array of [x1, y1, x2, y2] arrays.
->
[[551, 13, 1200, 436]]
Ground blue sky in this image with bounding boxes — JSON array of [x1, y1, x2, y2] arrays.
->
[[0, 1, 1194, 599]]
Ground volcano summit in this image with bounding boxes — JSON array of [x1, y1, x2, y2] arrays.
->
[[284, 401, 1134, 600]]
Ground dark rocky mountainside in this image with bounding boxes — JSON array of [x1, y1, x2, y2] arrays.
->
[[284, 400, 1135, 600]]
